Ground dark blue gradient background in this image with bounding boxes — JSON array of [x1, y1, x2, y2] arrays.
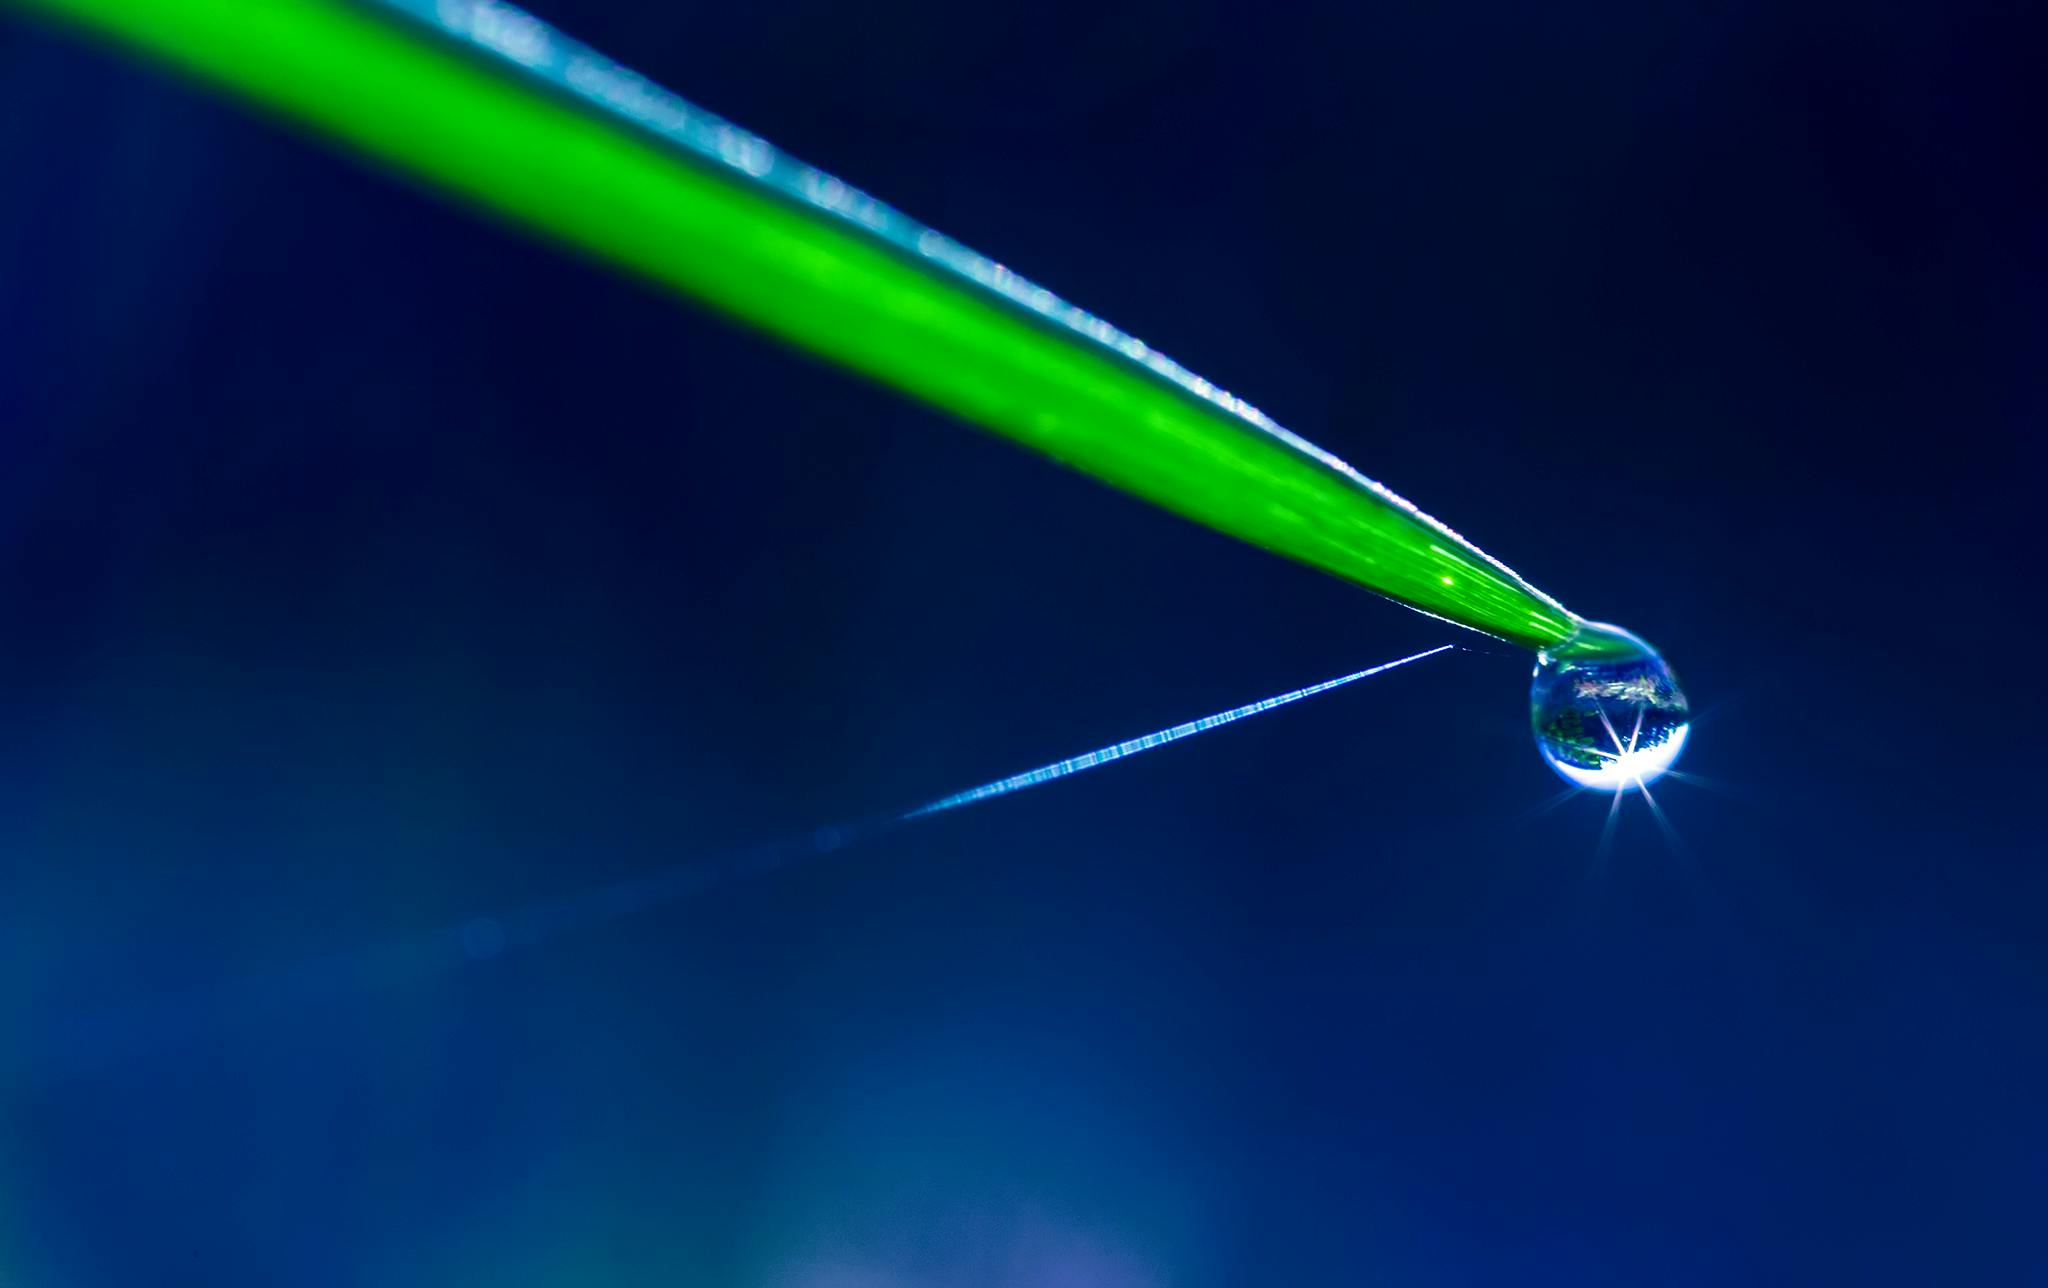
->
[[2, 1, 2043, 1283]]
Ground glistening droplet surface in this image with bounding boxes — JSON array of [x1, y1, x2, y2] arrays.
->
[[1531, 623, 1690, 790]]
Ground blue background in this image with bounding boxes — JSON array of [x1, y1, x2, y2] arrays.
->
[[2, 0, 2043, 1282]]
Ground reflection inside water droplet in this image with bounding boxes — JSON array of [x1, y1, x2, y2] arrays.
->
[[1531, 622, 1690, 790]]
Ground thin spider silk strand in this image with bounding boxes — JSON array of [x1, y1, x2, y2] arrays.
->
[[909, 646, 1452, 816], [40, 646, 1452, 1078]]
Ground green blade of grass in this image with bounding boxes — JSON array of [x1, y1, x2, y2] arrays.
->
[[10, 0, 1618, 655]]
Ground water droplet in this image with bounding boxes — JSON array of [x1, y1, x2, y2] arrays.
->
[[1531, 622, 1690, 790]]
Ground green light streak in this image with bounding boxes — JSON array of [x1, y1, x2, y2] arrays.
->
[[8, 0, 1621, 657]]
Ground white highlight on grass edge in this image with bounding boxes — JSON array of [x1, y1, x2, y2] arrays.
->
[[908, 645, 1454, 817], [390, 0, 1580, 643]]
